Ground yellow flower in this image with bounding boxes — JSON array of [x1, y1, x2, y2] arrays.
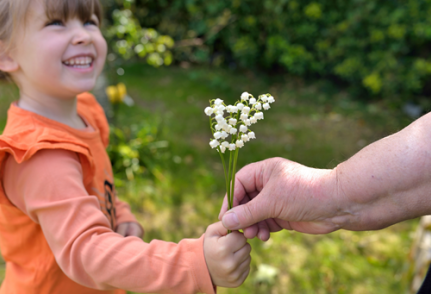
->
[[106, 83, 127, 104]]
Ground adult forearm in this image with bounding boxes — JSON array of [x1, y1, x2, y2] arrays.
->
[[334, 112, 431, 231]]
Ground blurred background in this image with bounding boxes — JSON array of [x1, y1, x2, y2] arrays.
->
[[2, 0, 431, 293]]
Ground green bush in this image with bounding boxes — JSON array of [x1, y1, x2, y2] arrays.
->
[[104, 0, 431, 100]]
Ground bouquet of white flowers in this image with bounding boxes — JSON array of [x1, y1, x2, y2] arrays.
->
[[205, 92, 275, 217]]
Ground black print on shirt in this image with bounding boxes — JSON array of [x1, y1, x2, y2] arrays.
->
[[104, 180, 116, 229]]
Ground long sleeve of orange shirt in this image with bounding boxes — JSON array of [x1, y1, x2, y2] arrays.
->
[[3, 149, 215, 294]]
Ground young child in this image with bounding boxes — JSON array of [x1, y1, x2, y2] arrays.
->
[[0, 1, 251, 293]]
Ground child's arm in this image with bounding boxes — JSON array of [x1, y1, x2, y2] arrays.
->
[[203, 222, 251, 288], [4, 149, 215, 294]]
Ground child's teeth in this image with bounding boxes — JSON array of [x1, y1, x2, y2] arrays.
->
[[64, 57, 93, 67]]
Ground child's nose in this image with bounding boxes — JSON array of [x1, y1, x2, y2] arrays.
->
[[71, 27, 92, 45]]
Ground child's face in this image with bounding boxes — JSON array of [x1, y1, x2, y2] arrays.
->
[[9, 0, 107, 99]]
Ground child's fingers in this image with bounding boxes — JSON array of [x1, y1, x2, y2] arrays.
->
[[234, 242, 251, 262], [206, 221, 229, 238], [126, 223, 144, 238], [229, 256, 252, 288], [237, 258, 251, 284], [116, 223, 128, 236], [223, 230, 248, 252]]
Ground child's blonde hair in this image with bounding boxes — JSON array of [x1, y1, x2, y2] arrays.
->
[[0, 0, 102, 81]]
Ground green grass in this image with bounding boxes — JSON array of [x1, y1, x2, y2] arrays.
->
[[0, 64, 418, 293]]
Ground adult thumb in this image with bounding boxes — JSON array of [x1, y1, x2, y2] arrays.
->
[[221, 198, 268, 230]]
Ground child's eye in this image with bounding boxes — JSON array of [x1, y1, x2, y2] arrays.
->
[[46, 20, 64, 26], [84, 19, 98, 26]]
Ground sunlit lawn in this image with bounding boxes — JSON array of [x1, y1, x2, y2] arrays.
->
[[0, 64, 419, 293]]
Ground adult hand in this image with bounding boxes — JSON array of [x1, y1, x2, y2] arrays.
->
[[219, 112, 431, 241], [219, 157, 340, 241]]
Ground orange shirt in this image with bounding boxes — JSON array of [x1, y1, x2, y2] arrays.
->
[[0, 93, 215, 294]]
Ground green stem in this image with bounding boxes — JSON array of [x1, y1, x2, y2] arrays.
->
[[227, 147, 234, 209], [231, 147, 239, 211], [218, 150, 229, 206]]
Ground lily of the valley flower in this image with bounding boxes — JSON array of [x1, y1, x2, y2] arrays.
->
[[205, 91, 275, 216]]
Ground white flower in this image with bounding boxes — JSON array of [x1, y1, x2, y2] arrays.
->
[[245, 119, 251, 126], [263, 103, 270, 110], [250, 116, 257, 124], [268, 96, 275, 103], [229, 118, 237, 125], [241, 134, 249, 142], [226, 105, 238, 113], [236, 103, 245, 111], [214, 98, 224, 106], [255, 112, 264, 120], [221, 131, 228, 139], [210, 139, 220, 148], [217, 105, 226, 112], [227, 105, 238, 113], [229, 127, 237, 135], [248, 131, 256, 139], [223, 124, 232, 133], [229, 144, 236, 151], [242, 106, 251, 114], [249, 98, 256, 105], [204, 107, 214, 116], [214, 131, 222, 139], [241, 92, 249, 101], [236, 140, 244, 148], [220, 145, 226, 153], [221, 141, 229, 148], [261, 95, 268, 102], [215, 124, 222, 131], [239, 125, 247, 133], [255, 102, 262, 110], [240, 113, 248, 121], [215, 114, 224, 122]]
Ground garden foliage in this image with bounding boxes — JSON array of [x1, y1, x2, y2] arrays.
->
[[104, 0, 431, 99]]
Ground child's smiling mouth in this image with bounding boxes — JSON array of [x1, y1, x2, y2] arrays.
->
[[62, 56, 94, 69]]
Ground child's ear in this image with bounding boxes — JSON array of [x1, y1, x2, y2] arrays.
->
[[0, 41, 19, 73]]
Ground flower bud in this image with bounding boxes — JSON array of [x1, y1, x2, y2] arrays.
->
[[210, 139, 220, 148], [204, 107, 214, 116], [249, 98, 256, 105], [242, 107, 251, 114], [241, 92, 249, 101], [239, 125, 247, 133], [236, 140, 244, 148], [214, 132, 222, 139], [214, 98, 224, 106], [236, 103, 244, 110], [229, 118, 237, 125], [268, 96, 275, 103], [241, 134, 249, 142], [255, 112, 264, 120]]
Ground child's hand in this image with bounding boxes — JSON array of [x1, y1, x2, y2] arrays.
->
[[204, 222, 251, 288], [116, 222, 144, 238]]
